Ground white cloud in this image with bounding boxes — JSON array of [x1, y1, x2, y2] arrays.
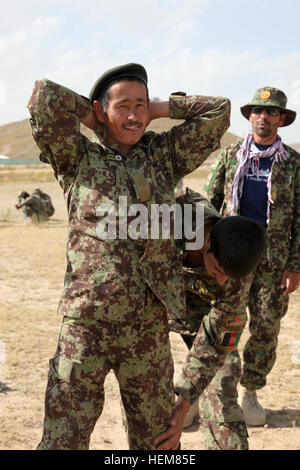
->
[[148, 48, 300, 143], [0, 0, 299, 144], [32, 16, 63, 38], [84, 0, 207, 53], [0, 0, 61, 34], [0, 16, 63, 63], [0, 80, 6, 105]]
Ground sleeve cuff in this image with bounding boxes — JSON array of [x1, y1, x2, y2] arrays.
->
[[169, 93, 187, 120], [175, 374, 200, 404], [285, 259, 300, 272]]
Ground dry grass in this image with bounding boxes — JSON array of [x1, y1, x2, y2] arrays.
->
[[0, 167, 299, 450], [0, 165, 56, 184]]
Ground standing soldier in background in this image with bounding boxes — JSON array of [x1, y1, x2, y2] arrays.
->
[[204, 87, 300, 426], [16, 188, 55, 222], [27, 63, 231, 449]]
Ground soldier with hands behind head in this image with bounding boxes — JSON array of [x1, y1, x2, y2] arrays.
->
[[27, 63, 230, 449]]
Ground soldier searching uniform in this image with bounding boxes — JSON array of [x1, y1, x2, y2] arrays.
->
[[204, 87, 300, 423], [168, 189, 264, 450], [16, 188, 55, 221], [27, 63, 230, 449]]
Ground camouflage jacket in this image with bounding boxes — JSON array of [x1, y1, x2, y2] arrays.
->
[[37, 191, 55, 217], [171, 191, 251, 403], [204, 138, 300, 272], [19, 194, 43, 214], [27, 79, 230, 322]]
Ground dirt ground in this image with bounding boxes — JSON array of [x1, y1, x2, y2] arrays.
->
[[0, 167, 299, 451]]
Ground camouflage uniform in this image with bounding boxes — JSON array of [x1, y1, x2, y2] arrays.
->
[[27, 78, 230, 450], [204, 137, 300, 392], [171, 192, 252, 450], [35, 189, 55, 218], [17, 188, 54, 221]]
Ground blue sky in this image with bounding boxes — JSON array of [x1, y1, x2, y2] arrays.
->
[[1, 0, 300, 143]]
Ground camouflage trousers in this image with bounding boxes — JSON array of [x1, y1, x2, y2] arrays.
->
[[198, 351, 248, 450], [37, 291, 175, 450], [241, 253, 289, 391], [181, 334, 248, 450]]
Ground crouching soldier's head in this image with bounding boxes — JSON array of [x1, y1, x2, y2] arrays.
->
[[179, 189, 266, 285], [201, 215, 266, 285]]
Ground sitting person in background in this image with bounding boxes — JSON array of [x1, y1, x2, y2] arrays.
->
[[16, 188, 55, 222]]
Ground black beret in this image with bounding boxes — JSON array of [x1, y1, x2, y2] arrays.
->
[[89, 63, 148, 102]]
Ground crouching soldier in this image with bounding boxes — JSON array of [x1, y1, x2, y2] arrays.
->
[[154, 188, 266, 450], [16, 188, 54, 221]]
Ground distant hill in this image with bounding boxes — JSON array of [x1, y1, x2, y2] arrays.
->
[[0, 117, 240, 162], [0, 119, 39, 160], [290, 142, 300, 153]]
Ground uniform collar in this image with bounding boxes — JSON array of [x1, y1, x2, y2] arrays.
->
[[96, 131, 154, 159]]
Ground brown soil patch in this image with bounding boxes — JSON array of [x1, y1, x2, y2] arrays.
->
[[0, 172, 299, 450]]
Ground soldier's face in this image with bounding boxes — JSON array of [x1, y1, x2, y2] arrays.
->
[[203, 251, 229, 285], [250, 108, 286, 142], [95, 80, 150, 153], [187, 233, 229, 285]]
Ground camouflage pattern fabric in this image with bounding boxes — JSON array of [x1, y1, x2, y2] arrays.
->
[[28, 79, 230, 324], [28, 79, 230, 449], [172, 194, 252, 404], [201, 420, 248, 450], [37, 290, 174, 450], [204, 138, 300, 391], [240, 86, 296, 126], [35, 189, 55, 218], [18, 193, 44, 218], [199, 351, 248, 450], [241, 250, 289, 390], [167, 191, 252, 449], [172, 263, 252, 450], [17, 189, 54, 221]]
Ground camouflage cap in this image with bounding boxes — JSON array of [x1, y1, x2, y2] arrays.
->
[[240, 87, 296, 126], [89, 63, 148, 102]]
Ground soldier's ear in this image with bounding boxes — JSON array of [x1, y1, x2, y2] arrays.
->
[[279, 113, 286, 127], [93, 100, 106, 123]]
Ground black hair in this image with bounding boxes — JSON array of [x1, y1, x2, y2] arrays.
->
[[209, 216, 266, 278], [97, 76, 149, 110], [19, 191, 30, 199]]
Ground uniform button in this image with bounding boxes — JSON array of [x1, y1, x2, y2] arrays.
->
[[115, 155, 122, 161]]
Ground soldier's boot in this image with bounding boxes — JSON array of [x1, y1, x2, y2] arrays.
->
[[183, 399, 199, 428], [241, 389, 266, 426]]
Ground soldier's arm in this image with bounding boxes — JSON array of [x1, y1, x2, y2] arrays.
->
[[18, 195, 35, 208], [162, 93, 231, 185], [203, 146, 227, 211], [285, 157, 300, 274], [174, 274, 252, 404], [148, 100, 170, 121], [154, 275, 252, 450], [280, 158, 300, 295], [27, 79, 94, 191]]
